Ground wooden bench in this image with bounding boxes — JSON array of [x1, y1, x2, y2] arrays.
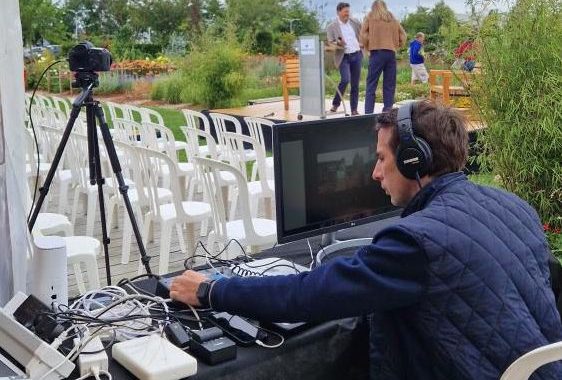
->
[[429, 69, 478, 106], [281, 56, 300, 111]]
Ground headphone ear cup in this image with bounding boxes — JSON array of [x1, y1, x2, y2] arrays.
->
[[396, 144, 425, 180]]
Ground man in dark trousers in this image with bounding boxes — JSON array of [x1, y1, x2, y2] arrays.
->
[[171, 101, 562, 379], [326, 2, 363, 116]]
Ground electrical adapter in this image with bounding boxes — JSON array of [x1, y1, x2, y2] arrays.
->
[[189, 336, 237, 365], [165, 322, 190, 349], [75, 336, 108, 377]]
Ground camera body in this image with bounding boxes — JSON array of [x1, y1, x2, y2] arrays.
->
[[68, 41, 112, 72]]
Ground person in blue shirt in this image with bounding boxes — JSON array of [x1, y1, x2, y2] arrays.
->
[[171, 100, 562, 379], [409, 32, 429, 84]]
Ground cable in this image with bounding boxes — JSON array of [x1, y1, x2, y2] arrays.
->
[[26, 59, 64, 223], [307, 239, 314, 270], [415, 172, 422, 190]]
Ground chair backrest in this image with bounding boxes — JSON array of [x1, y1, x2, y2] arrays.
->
[[500, 342, 562, 380], [282, 56, 300, 89], [222, 132, 272, 195], [180, 125, 219, 160], [142, 121, 179, 163], [66, 132, 92, 190], [209, 113, 243, 148], [105, 101, 128, 121], [182, 109, 212, 136], [50, 96, 71, 117], [112, 118, 142, 145], [243, 117, 274, 155], [136, 146, 187, 221], [193, 157, 256, 242], [140, 107, 165, 126]]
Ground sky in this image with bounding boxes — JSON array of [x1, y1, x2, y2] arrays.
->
[[311, 0, 505, 22]]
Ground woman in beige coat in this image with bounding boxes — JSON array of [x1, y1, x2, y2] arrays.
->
[[361, 0, 407, 113]]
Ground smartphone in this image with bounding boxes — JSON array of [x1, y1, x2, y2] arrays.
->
[[208, 312, 264, 346]]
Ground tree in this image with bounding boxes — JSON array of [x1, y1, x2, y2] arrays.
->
[[20, 0, 67, 46], [402, 6, 433, 36], [429, 1, 456, 36]]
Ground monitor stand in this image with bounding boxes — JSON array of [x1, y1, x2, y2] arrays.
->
[[315, 232, 372, 265]]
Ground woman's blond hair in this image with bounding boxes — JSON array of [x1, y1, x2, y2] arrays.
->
[[368, 0, 396, 22]]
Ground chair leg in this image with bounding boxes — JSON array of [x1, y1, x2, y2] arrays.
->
[[249, 196, 259, 218], [71, 188, 81, 228], [84, 254, 100, 291], [186, 223, 196, 260], [229, 189, 238, 220], [72, 262, 87, 295], [158, 222, 173, 275], [63, 223, 73, 237], [264, 197, 273, 220], [58, 181, 70, 215], [86, 193, 97, 236], [251, 162, 258, 182], [121, 216, 132, 265], [107, 196, 118, 233], [176, 224, 187, 254]]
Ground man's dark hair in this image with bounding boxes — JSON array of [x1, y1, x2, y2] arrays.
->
[[337, 2, 350, 12], [376, 100, 469, 177]]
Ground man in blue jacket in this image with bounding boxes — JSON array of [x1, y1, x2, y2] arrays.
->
[[171, 101, 562, 379]]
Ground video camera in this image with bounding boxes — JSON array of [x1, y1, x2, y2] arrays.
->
[[68, 41, 112, 73]]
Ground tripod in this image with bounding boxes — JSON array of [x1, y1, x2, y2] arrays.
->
[[28, 72, 152, 284]]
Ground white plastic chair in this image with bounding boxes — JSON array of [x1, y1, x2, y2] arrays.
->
[[209, 113, 257, 162], [180, 125, 236, 203], [193, 157, 276, 258], [222, 131, 275, 219], [31, 228, 100, 295], [244, 117, 275, 180], [182, 109, 222, 157], [40, 126, 74, 214], [112, 118, 143, 145], [137, 147, 211, 274], [106, 141, 180, 265], [500, 342, 562, 380]]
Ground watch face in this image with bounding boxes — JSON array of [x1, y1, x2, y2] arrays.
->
[[197, 281, 210, 299]]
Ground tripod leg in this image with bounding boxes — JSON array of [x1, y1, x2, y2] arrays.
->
[[28, 103, 82, 231], [93, 103, 153, 275], [87, 104, 113, 285]]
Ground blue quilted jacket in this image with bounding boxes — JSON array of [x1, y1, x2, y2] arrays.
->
[[212, 173, 562, 379]]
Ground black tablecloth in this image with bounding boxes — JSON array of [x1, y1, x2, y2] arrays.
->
[[105, 219, 397, 380]]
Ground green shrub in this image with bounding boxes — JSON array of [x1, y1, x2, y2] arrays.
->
[[96, 72, 133, 95], [180, 28, 247, 108], [473, 0, 562, 230], [254, 31, 274, 55]]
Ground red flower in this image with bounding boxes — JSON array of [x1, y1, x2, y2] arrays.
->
[[544, 224, 551, 232], [554, 228, 561, 235]]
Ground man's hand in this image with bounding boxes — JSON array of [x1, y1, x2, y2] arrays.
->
[[169, 270, 208, 307]]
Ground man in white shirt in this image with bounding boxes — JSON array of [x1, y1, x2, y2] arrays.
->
[[326, 2, 363, 115]]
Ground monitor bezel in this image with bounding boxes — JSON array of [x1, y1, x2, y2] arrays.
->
[[273, 115, 401, 244]]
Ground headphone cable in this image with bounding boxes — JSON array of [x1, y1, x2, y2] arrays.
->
[[415, 172, 422, 190]]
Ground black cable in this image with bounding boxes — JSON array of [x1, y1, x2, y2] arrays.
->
[[415, 172, 422, 190], [26, 59, 64, 223], [183, 239, 251, 269]]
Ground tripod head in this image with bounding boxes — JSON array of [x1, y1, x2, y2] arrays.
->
[[72, 71, 99, 90]]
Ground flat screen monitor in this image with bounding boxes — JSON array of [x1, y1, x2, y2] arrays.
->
[[273, 115, 399, 244]]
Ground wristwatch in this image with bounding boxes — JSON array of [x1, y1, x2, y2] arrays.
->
[[196, 280, 215, 308]]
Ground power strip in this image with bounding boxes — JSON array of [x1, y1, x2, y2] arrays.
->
[[0, 292, 75, 380], [112, 335, 197, 380]]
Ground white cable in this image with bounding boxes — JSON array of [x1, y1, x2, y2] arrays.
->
[[307, 239, 314, 270]]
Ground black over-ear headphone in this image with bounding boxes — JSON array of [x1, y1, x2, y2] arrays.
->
[[395, 101, 433, 180]]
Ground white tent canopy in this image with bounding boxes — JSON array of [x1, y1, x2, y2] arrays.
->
[[0, 0, 28, 305]]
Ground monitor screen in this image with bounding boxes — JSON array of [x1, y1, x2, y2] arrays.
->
[[273, 115, 399, 244]]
